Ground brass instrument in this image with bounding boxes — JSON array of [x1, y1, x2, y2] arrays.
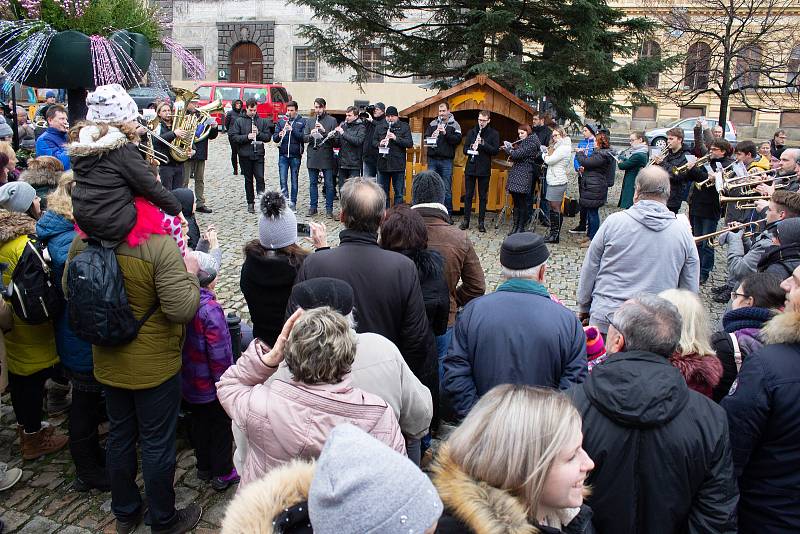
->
[[694, 218, 767, 246], [33, 117, 48, 128], [168, 88, 223, 162], [138, 132, 168, 165], [719, 193, 772, 210], [673, 153, 710, 175], [726, 174, 791, 195], [144, 116, 191, 161], [647, 145, 669, 166], [697, 161, 736, 189]]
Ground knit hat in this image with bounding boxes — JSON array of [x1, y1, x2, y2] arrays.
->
[[86, 83, 140, 123], [259, 191, 297, 249], [374, 102, 386, 112], [411, 170, 446, 205], [385, 106, 398, 117], [0, 181, 36, 213], [171, 188, 195, 217], [45, 90, 57, 99], [584, 326, 606, 360], [777, 217, 800, 246], [500, 232, 550, 270], [192, 251, 218, 287], [584, 122, 597, 136], [309, 424, 443, 534], [0, 117, 12, 138], [288, 278, 354, 316]]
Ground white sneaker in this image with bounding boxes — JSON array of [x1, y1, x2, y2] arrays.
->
[[0, 466, 22, 491]]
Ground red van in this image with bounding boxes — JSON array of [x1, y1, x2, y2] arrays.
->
[[193, 82, 291, 127]]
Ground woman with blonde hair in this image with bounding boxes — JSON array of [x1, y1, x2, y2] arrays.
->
[[542, 126, 572, 243], [658, 289, 723, 398], [432, 384, 595, 533]]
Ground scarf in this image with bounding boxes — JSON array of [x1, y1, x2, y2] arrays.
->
[[722, 306, 776, 333], [496, 278, 550, 298]]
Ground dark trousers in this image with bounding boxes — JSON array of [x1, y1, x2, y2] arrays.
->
[[8, 368, 50, 433], [338, 167, 361, 189], [464, 174, 490, 221], [240, 158, 265, 205], [69, 376, 106, 480], [378, 170, 406, 208], [587, 207, 601, 239], [691, 215, 718, 277], [578, 206, 587, 229], [362, 160, 377, 179], [427, 158, 454, 212], [104, 373, 181, 530], [309, 168, 335, 212], [187, 399, 234, 478], [511, 192, 528, 228], [160, 165, 184, 190], [668, 204, 681, 214], [229, 140, 239, 174]]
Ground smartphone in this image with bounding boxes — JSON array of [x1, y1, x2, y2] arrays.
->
[[297, 222, 311, 237]]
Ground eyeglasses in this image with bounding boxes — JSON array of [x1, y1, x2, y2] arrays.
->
[[605, 311, 622, 336], [731, 292, 749, 300]]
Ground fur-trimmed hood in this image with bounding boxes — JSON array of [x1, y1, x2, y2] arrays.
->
[[221, 460, 314, 534], [0, 211, 36, 244], [762, 311, 800, 345], [67, 124, 130, 158], [669, 352, 723, 395], [19, 167, 59, 188]]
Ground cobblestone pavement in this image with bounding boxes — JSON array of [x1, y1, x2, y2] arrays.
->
[[0, 136, 727, 532]]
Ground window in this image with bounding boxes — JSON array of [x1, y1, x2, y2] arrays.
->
[[684, 42, 711, 90], [787, 43, 800, 92], [243, 87, 268, 104], [632, 105, 657, 120], [194, 86, 212, 100], [216, 86, 242, 102], [359, 47, 383, 83], [679, 106, 705, 119], [182, 48, 203, 80], [734, 45, 761, 90], [294, 47, 317, 82], [639, 41, 661, 88], [730, 108, 754, 126], [781, 111, 800, 127]]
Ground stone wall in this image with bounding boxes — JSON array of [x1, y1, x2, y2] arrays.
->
[[216, 21, 275, 82]]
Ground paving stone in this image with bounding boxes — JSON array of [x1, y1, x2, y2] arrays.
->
[[0, 510, 30, 532], [17, 516, 61, 533]]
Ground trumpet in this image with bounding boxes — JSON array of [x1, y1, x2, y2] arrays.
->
[[694, 218, 767, 246], [647, 145, 669, 166], [673, 154, 710, 175], [719, 193, 772, 210], [726, 175, 791, 195], [697, 161, 737, 189]]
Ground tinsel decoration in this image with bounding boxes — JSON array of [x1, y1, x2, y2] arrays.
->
[[162, 36, 205, 80], [0, 21, 55, 91], [90, 35, 126, 85], [146, 58, 172, 98], [55, 0, 89, 18], [106, 32, 145, 87]]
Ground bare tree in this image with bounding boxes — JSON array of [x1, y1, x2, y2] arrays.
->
[[657, 0, 800, 130]]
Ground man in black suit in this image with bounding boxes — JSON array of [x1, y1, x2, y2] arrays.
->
[[461, 110, 500, 232]]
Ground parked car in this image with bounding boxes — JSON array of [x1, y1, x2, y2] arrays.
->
[[192, 82, 291, 127], [646, 117, 737, 150], [127, 86, 176, 111]]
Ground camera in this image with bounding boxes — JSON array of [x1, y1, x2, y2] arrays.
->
[[358, 104, 376, 120]]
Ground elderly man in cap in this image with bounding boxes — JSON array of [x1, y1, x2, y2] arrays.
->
[[443, 232, 587, 419]]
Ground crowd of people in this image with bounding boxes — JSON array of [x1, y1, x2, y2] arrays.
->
[[1, 83, 800, 534]]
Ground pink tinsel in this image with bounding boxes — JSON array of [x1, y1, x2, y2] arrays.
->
[[162, 36, 206, 80], [55, 0, 89, 17], [19, 0, 40, 18], [90, 35, 125, 86]]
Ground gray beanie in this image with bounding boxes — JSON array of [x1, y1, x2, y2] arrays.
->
[[0, 117, 12, 138], [309, 424, 443, 534], [258, 191, 297, 249], [411, 170, 446, 205], [0, 181, 36, 213], [192, 251, 218, 287], [778, 217, 800, 246]]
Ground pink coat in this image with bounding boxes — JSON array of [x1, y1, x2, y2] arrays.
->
[[217, 341, 406, 488]]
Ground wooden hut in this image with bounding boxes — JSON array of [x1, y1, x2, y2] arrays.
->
[[399, 75, 537, 211]]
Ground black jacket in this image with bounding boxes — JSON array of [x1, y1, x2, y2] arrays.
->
[[575, 149, 614, 209], [152, 119, 182, 167], [506, 135, 542, 195], [229, 114, 274, 160], [303, 112, 339, 170], [687, 155, 731, 220], [757, 242, 800, 279], [373, 119, 414, 173], [570, 350, 738, 534], [362, 115, 386, 167], [240, 247, 303, 346], [722, 311, 800, 533], [334, 119, 366, 170], [272, 115, 306, 158], [424, 116, 462, 161], [186, 110, 219, 161], [224, 101, 244, 131], [463, 126, 500, 177], [657, 149, 690, 210], [295, 230, 431, 377]]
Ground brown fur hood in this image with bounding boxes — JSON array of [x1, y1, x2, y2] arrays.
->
[[762, 311, 800, 345], [20, 167, 59, 188], [0, 211, 36, 245], [221, 460, 314, 534], [431, 444, 540, 534], [669, 352, 723, 391], [67, 124, 130, 158]]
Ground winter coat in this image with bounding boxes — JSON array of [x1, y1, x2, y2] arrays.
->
[[432, 444, 596, 534], [151, 120, 184, 167], [69, 125, 182, 244], [757, 242, 800, 279], [303, 112, 339, 169], [412, 204, 486, 326], [533, 124, 552, 149], [35, 211, 93, 373], [656, 148, 689, 210], [444, 278, 587, 418], [272, 115, 307, 158], [616, 147, 648, 209], [692, 125, 715, 157], [224, 101, 244, 131], [216, 339, 406, 488], [669, 352, 723, 399], [296, 230, 431, 379], [543, 138, 572, 188], [506, 135, 541, 195], [770, 138, 786, 160], [373, 119, 414, 173], [711, 306, 773, 402], [0, 300, 11, 392], [220, 459, 315, 534], [688, 156, 732, 220], [362, 116, 386, 167], [35, 127, 70, 170], [181, 287, 233, 404], [577, 200, 700, 333], [722, 311, 800, 532], [0, 212, 58, 376], [575, 149, 613, 209], [20, 166, 59, 210], [272, 331, 433, 439], [64, 233, 200, 390], [334, 119, 366, 170], [425, 115, 463, 161], [574, 138, 594, 172], [186, 110, 219, 161], [571, 350, 738, 534], [720, 221, 778, 287], [229, 114, 274, 161], [463, 126, 500, 177], [239, 247, 304, 347]]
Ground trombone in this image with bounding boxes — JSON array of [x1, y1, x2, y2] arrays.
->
[[694, 218, 767, 246], [719, 193, 772, 210]]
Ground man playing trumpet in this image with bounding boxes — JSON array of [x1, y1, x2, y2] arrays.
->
[[650, 127, 694, 214]]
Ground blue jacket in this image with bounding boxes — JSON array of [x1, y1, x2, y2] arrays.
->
[[35, 127, 70, 170], [722, 310, 800, 532], [35, 210, 93, 372], [272, 116, 307, 158], [574, 137, 594, 172], [443, 279, 587, 418]]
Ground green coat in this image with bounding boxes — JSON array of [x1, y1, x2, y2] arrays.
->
[[64, 234, 200, 390], [617, 150, 648, 209]]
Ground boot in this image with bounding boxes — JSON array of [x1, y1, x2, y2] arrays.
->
[[247, 203, 255, 214], [544, 210, 561, 243], [152, 504, 203, 534], [70, 431, 110, 491], [47, 380, 71, 417], [508, 209, 519, 236], [478, 218, 486, 233], [21, 423, 68, 460]]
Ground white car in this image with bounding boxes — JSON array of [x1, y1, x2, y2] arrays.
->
[[645, 117, 737, 150]]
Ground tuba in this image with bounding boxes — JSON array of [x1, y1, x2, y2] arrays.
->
[[169, 88, 223, 162]]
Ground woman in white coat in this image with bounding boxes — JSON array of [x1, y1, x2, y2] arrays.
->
[[542, 127, 572, 243]]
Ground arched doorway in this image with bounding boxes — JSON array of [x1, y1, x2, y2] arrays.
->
[[231, 42, 263, 83]]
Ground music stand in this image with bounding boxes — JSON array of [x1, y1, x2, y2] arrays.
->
[[527, 177, 546, 233]]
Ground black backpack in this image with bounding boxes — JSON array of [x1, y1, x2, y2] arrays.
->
[[4, 236, 63, 324], [66, 242, 158, 347]]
